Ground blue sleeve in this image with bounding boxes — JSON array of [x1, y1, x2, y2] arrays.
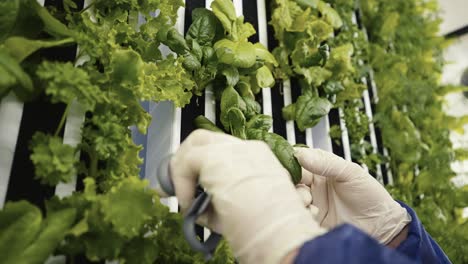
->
[[294, 202, 451, 264], [395, 201, 451, 264]]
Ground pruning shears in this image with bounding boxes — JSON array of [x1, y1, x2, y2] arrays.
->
[[156, 155, 222, 260]]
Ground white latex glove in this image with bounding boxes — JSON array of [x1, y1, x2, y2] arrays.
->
[[294, 147, 411, 245], [170, 130, 326, 264]]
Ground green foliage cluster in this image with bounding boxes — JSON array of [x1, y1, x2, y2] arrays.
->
[[270, 0, 468, 260], [270, 0, 380, 169], [325, 0, 382, 169], [270, 0, 368, 133], [0, 0, 234, 263], [360, 0, 468, 261], [162, 0, 302, 184]]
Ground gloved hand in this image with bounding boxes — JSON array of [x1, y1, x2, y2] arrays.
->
[[170, 130, 326, 264], [294, 147, 411, 245]]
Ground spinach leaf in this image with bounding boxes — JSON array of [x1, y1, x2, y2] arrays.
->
[[254, 43, 278, 66], [220, 86, 247, 130], [242, 96, 261, 119], [0, 201, 42, 262], [226, 107, 247, 139], [0, 201, 76, 264], [31, 0, 74, 37], [287, 95, 333, 131], [282, 103, 296, 121], [255, 65, 275, 88], [187, 8, 221, 46], [323, 81, 344, 95], [0, 0, 20, 42], [246, 114, 273, 131], [246, 129, 302, 184], [20, 208, 76, 263], [188, 39, 203, 62], [214, 39, 257, 68], [0, 48, 33, 100], [211, 0, 237, 36], [221, 66, 240, 87], [4, 37, 74, 63], [235, 76, 254, 99], [158, 27, 189, 54], [202, 46, 215, 62], [158, 27, 202, 71], [0, 66, 15, 98], [194, 115, 225, 133], [0, 0, 44, 41]]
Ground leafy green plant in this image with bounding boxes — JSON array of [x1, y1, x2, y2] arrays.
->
[[271, 0, 378, 169], [360, 0, 468, 261], [162, 0, 302, 184], [0, 0, 235, 263], [271, 0, 468, 261], [270, 0, 367, 132]]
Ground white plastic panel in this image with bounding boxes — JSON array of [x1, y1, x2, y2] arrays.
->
[[257, 0, 273, 121], [383, 147, 394, 185], [204, 0, 216, 123], [463, 207, 468, 219], [311, 117, 333, 152], [146, 101, 178, 211], [361, 81, 383, 183], [339, 108, 352, 161], [206, 0, 214, 7], [0, 93, 24, 208], [233, 0, 243, 13], [204, 87, 216, 123], [439, 0, 468, 35], [305, 128, 314, 148], [55, 101, 86, 197], [283, 80, 296, 144]]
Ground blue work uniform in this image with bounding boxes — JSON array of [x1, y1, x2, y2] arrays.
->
[[294, 202, 451, 264]]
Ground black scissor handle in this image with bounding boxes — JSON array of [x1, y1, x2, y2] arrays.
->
[[156, 155, 176, 196], [156, 155, 222, 260], [183, 192, 222, 260]]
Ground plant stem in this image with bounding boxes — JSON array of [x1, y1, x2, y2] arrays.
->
[[54, 102, 72, 137]]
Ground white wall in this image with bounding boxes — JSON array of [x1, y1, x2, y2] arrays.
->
[[439, 1, 468, 188], [439, 0, 468, 35]]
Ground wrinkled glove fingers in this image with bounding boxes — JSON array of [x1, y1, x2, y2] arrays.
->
[[299, 167, 314, 186], [295, 184, 312, 206], [294, 148, 364, 181], [307, 205, 320, 220], [171, 130, 241, 210]]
